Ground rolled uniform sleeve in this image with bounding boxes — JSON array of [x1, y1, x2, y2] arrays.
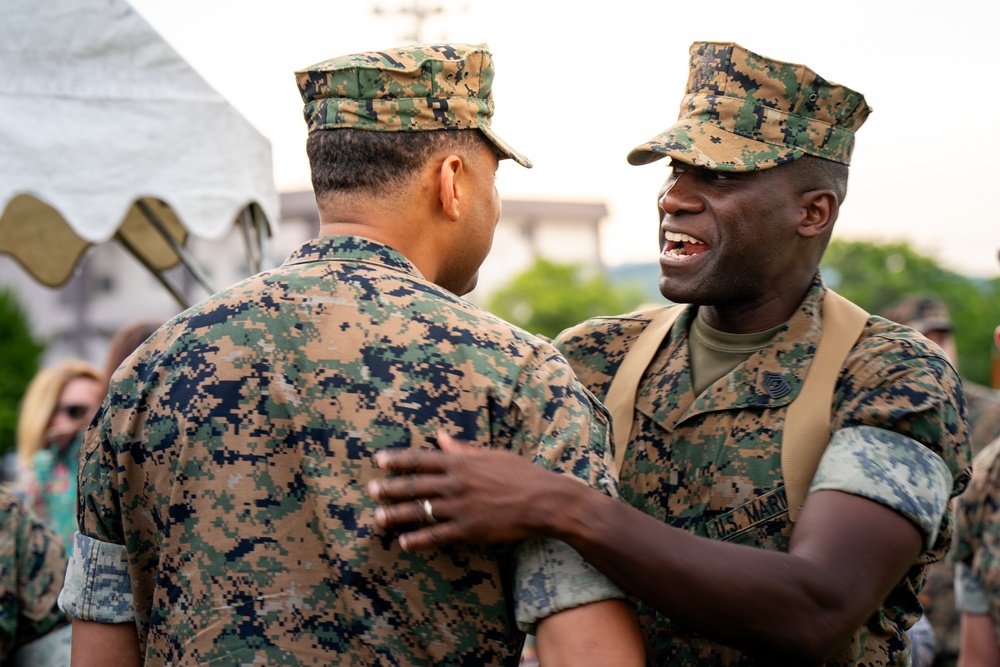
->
[[514, 538, 628, 633], [809, 425, 952, 548], [950, 439, 1000, 620], [506, 349, 625, 628], [954, 561, 990, 614], [57, 533, 134, 623], [818, 327, 971, 568], [61, 397, 135, 624]]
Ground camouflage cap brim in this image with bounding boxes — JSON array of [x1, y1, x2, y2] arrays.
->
[[910, 318, 953, 335], [626, 118, 803, 172], [478, 121, 532, 168], [879, 295, 953, 334]]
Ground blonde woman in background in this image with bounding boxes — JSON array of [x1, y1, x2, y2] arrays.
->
[[16, 359, 103, 551]]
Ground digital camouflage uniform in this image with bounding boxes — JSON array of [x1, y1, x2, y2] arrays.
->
[[0, 487, 68, 662], [879, 294, 1000, 663], [926, 389, 1000, 664], [966, 384, 1000, 456], [60, 236, 621, 666], [554, 276, 970, 666], [879, 294, 1000, 458], [600, 41, 971, 664], [952, 436, 1000, 645], [59, 44, 622, 666]]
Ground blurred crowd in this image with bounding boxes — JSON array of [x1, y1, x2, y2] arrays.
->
[[1, 321, 160, 665]]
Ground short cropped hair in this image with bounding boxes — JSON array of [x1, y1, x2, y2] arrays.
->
[[307, 128, 492, 199], [787, 155, 850, 204]]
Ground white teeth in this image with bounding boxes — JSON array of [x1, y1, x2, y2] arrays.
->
[[664, 231, 704, 245]]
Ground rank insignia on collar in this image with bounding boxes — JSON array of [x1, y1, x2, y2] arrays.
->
[[762, 371, 792, 399]]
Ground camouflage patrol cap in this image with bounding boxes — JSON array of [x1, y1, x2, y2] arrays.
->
[[295, 43, 531, 168], [880, 295, 953, 334], [628, 42, 872, 171]]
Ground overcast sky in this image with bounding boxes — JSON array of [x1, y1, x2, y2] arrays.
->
[[127, 0, 999, 278]]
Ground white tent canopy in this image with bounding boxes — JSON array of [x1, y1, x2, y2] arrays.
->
[[0, 0, 279, 305]]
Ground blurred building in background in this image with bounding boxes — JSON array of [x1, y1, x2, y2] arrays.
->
[[0, 192, 609, 368]]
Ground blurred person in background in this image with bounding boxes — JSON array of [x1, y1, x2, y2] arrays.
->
[[0, 487, 70, 667], [101, 320, 163, 389], [947, 264, 1000, 667], [881, 294, 1000, 666], [880, 295, 1000, 457], [0, 325, 161, 667], [15, 359, 103, 550], [952, 431, 1000, 667]]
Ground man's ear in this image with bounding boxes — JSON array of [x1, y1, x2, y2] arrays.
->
[[797, 189, 838, 239], [438, 154, 464, 221]]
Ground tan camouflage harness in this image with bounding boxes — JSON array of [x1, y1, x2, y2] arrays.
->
[[604, 290, 869, 522]]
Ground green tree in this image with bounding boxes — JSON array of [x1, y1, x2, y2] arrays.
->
[[486, 259, 646, 339], [0, 290, 45, 455], [821, 240, 999, 386]]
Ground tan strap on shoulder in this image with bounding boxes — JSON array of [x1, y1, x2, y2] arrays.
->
[[604, 305, 685, 477], [782, 289, 869, 522], [601, 292, 868, 521]]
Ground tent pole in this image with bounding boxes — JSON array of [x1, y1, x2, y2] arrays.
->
[[135, 200, 216, 296], [238, 207, 260, 274], [239, 204, 273, 273], [114, 232, 189, 309], [255, 205, 273, 270]]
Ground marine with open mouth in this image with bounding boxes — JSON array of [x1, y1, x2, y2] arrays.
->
[[369, 41, 972, 666]]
